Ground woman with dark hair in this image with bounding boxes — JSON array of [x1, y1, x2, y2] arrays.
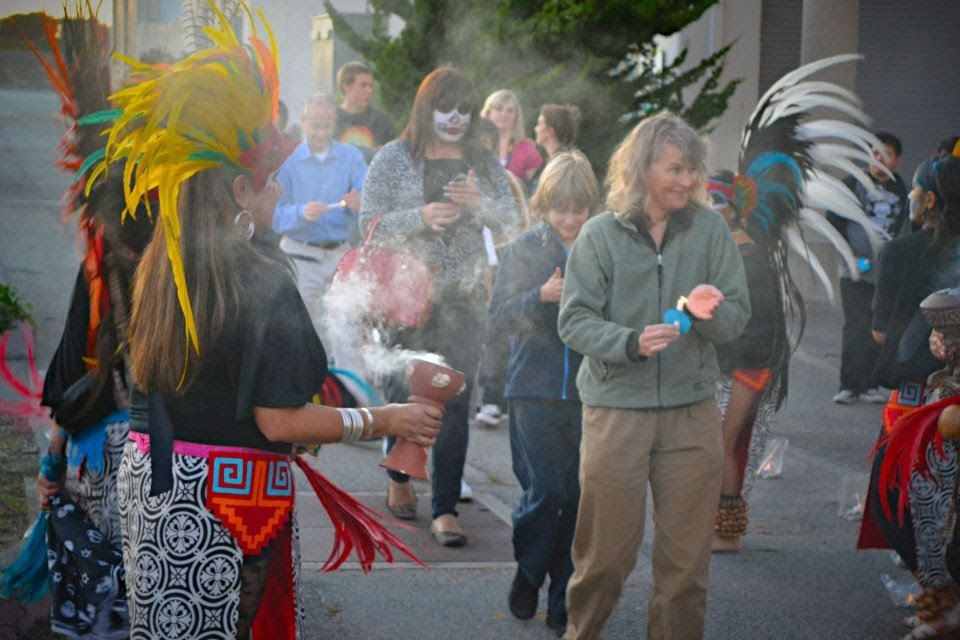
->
[[31, 174, 154, 637], [360, 66, 519, 546], [530, 103, 582, 194], [861, 151, 960, 578], [870, 151, 960, 636], [705, 167, 793, 554], [534, 103, 581, 160], [3, 8, 153, 635], [100, 12, 440, 639]]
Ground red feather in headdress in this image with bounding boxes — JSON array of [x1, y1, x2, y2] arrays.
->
[[876, 393, 960, 522], [10, 7, 113, 368]]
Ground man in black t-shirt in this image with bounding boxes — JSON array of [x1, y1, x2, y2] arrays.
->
[[827, 131, 909, 406], [334, 61, 396, 164]]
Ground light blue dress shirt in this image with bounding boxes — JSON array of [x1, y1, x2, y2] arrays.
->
[[273, 140, 368, 243]]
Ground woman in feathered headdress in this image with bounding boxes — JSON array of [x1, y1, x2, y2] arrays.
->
[[96, 5, 441, 638], [0, 7, 155, 637], [705, 55, 888, 553]]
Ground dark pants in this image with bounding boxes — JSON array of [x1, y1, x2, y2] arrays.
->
[[509, 398, 582, 617], [840, 278, 880, 394], [384, 294, 484, 520]]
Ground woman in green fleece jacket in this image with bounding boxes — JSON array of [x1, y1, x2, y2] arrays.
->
[[557, 111, 750, 640]]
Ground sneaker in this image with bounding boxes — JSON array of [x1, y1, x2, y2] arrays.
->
[[833, 389, 858, 404], [459, 479, 473, 503], [862, 388, 887, 404], [508, 567, 538, 620], [476, 403, 503, 426]]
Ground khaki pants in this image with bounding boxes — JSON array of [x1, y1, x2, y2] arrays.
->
[[563, 398, 723, 640], [279, 236, 350, 326]]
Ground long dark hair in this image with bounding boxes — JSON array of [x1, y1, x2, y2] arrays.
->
[[933, 156, 960, 242], [401, 66, 489, 178], [917, 156, 960, 249]]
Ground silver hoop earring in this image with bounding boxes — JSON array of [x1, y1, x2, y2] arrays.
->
[[234, 209, 254, 241]]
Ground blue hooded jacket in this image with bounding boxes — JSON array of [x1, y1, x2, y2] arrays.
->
[[488, 223, 582, 401]]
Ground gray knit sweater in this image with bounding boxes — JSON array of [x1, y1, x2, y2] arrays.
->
[[359, 140, 519, 297]]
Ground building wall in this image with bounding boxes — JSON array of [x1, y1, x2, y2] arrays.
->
[[659, 0, 763, 172], [311, 11, 373, 98], [758, 0, 802, 95], [250, 0, 332, 117], [856, 0, 960, 175]]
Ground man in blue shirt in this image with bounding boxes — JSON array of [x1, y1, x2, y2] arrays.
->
[[274, 93, 367, 321]]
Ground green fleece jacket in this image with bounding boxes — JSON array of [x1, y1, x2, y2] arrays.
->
[[558, 207, 750, 410]]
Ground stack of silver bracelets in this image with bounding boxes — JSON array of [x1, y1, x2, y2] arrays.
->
[[338, 407, 375, 443]]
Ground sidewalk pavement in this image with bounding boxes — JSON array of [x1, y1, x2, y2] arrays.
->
[[0, 87, 910, 639]]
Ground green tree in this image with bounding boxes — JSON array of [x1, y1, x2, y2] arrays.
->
[[1, 12, 52, 51], [324, 0, 738, 170]]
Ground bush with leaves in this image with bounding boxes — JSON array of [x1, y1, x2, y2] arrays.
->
[[323, 0, 739, 173], [0, 284, 32, 335]]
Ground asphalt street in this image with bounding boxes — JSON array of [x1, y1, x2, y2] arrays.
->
[[0, 87, 910, 639]]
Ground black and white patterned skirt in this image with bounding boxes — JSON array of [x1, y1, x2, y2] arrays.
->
[[715, 374, 779, 499], [116, 440, 303, 639]]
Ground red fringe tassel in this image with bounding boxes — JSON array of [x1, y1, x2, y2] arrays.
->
[[876, 393, 960, 523], [294, 455, 426, 572]]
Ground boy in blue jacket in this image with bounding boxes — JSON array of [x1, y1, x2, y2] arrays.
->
[[488, 151, 598, 636]]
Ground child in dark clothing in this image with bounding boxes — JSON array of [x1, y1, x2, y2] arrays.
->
[[488, 150, 599, 637]]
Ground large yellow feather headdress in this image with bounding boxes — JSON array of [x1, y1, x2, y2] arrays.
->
[[88, 2, 290, 356]]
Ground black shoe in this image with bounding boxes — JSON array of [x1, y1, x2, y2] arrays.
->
[[508, 568, 538, 620], [546, 609, 567, 638]]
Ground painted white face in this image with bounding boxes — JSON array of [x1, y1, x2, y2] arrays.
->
[[433, 109, 471, 142]]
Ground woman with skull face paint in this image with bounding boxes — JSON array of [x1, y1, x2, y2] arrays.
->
[[360, 67, 519, 546]]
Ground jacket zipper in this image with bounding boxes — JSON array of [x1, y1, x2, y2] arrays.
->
[[560, 238, 571, 400], [656, 251, 663, 409]]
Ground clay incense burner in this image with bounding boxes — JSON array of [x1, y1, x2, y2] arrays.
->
[[379, 358, 466, 481]]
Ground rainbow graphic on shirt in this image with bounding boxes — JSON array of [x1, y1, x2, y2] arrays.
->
[[338, 125, 377, 150]]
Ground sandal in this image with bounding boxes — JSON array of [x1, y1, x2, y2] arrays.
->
[[431, 516, 467, 547], [431, 528, 467, 547], [386, 482, 417, 521]]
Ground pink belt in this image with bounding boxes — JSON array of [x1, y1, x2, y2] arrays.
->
[[128, 430, 285, 459]]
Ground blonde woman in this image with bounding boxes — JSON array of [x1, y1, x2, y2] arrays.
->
[[482, 89, 542, 185], [557, 112, 749, 640]]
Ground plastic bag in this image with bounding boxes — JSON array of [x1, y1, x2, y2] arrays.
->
[[881, 572, 921, 608], [758, 437, 788, 479]]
